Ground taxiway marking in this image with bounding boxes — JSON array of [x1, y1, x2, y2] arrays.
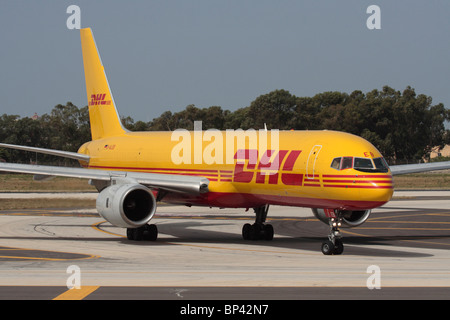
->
[[53, 286, 99, 300]]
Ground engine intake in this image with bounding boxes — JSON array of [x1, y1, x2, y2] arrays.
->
[[96, 183, 156, 228], [312, 208, 371, 228]]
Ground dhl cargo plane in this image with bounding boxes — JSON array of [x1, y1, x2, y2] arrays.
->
[[1, 28, 450, 255]]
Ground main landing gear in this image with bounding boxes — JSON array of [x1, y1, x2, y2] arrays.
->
[[321, 212, 344, 255], [126, 224, 158, 241], [242, 205, 274, 241]]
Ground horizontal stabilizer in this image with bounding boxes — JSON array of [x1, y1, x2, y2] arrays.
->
[[0, 143, 90, 162]]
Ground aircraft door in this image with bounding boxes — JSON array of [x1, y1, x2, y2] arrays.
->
[[306, 145, 322, 179]]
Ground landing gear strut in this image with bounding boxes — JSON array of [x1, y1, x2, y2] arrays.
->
[[242, 205, 274, 241], [321, 211, 344, 255], [127, 224, 158, 241]]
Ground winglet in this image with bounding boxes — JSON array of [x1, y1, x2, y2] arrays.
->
[[80, 28, 127, 140]]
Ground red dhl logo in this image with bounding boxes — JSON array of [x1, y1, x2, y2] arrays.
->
[[89, 93, 112, 106], [233, 149, 302, 186]]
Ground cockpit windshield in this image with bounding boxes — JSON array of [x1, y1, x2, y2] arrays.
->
[[330, 156, 389, 173], [373, 157, 389, 172], [354, 157, 374, 170]]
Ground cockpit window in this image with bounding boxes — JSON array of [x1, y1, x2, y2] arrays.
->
[[330, 156, 389, 173], [373, 157, 389, 172], [341, 157, 353, 170], [331, 157, 341, 170], [354, 157, 374, 169]]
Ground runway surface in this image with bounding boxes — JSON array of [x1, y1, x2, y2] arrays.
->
[[0, 190, 449, 301]]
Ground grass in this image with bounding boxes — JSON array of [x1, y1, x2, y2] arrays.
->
[[0, 174, 95, 192], [393, 172, 450, 190], [0, 198, 96, 210], [0, 174, 96, 210]]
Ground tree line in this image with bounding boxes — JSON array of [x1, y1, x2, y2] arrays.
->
[[1, 86, 449, 165]]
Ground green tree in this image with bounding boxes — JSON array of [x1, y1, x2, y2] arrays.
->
[[247, 89, 297, 130]]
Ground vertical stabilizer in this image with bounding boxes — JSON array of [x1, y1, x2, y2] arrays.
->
[[80, 28, 126, 140]]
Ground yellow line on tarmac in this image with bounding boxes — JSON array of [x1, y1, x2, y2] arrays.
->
[[53, 286, 99, 300], [91, 221, 126, 238]]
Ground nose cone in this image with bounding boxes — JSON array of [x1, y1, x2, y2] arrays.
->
[[359, 172, 394, 206]]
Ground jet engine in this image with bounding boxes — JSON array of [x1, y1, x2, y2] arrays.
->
[[96, 183, 156, 228], [311, 208, 371, 228]]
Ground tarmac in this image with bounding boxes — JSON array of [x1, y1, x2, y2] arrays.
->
[[0, 190, 449, 301]]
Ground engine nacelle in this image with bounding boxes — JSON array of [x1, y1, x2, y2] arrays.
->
[[312, 208, 371, 228], [96, 183, 156, 228]]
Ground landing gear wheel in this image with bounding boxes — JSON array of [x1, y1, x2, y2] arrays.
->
[[263, 224, 274, 241], [242, 223, 274, 241], [249, 224, 261, 240], [334, 239, 344, 255], [321, 240, 335, 255], [143, 224, 158, 241], [242, 205, 274, 241], [127, 227, 144, 241], [127, 224, 158, 241], [242, 223, 252, 240]]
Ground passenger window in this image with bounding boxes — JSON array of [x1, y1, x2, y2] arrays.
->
[[341, 157, 353, 170], [354, 157, 374, 169], [330, 157, 341, 170]]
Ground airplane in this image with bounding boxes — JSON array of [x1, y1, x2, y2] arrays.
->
[[1, 28, 450, 255]]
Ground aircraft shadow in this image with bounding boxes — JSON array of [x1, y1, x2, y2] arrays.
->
[[113, 220, 435, 258], [0, 219, 442, 259]]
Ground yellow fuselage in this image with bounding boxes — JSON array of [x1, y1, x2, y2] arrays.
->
[[78, 130, 393, 211]]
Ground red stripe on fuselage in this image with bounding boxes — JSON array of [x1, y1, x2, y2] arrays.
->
[[162, 191, 388, 211]]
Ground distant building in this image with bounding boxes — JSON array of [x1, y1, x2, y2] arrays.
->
[[430, 145, 450, 158], [31, 113, 39, 120]]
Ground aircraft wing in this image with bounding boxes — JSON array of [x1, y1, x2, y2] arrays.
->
[[0, 162, 209, 195], [390, 161, 450, 175]]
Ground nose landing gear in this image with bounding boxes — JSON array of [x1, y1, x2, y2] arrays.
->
[[321, 213, 344, 255]]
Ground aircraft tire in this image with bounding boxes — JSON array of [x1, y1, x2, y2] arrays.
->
[[263, 224, 274, 241], [242, 223, 252, 240], [321, 240, 335, 255], [334, 239, 344, 255], [127, 227, 144, 241], [143, 224, 158, 241]]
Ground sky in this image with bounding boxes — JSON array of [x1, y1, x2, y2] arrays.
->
[[1, 1, 449, 124]]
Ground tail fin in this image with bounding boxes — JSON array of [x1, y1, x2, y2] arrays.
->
[[80, 28, 126, 140]]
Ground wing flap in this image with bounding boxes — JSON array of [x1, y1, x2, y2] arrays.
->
[[0, 162, 209, 195]]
